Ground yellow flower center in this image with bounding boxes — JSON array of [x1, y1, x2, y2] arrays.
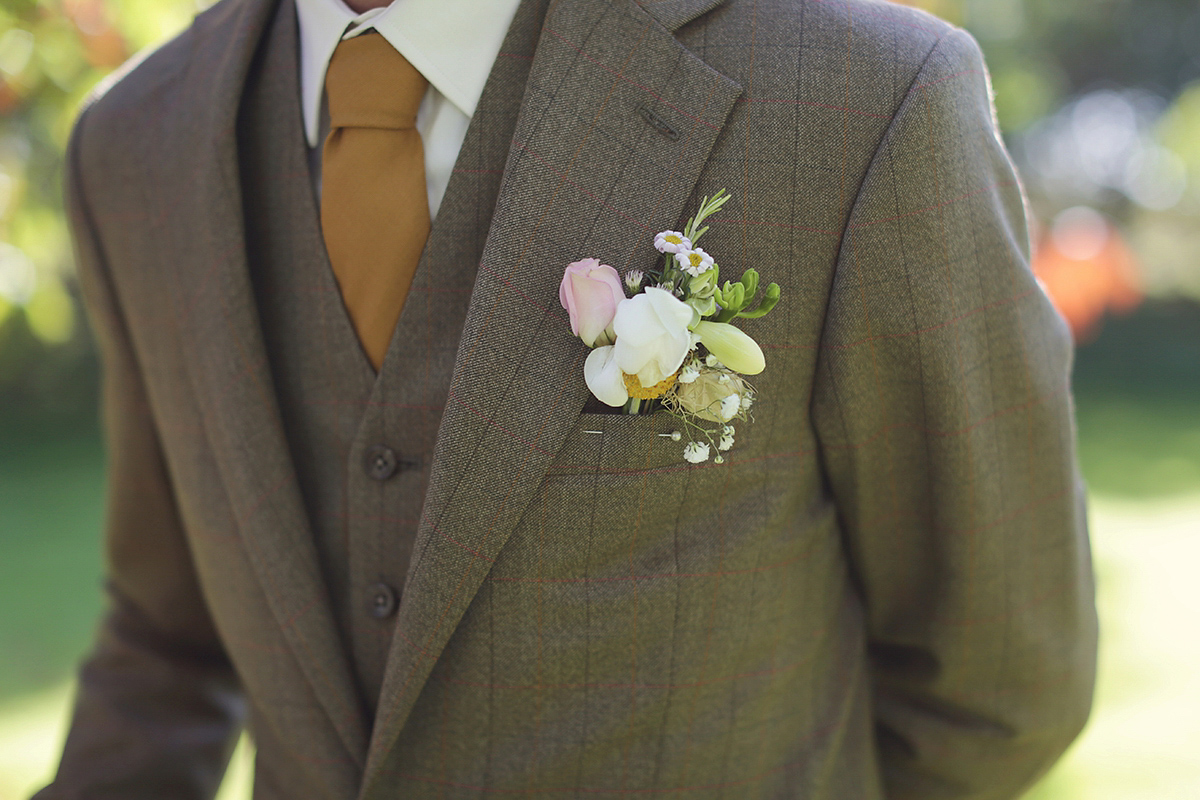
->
[[665, 234, 683, 245], [687, 252, 703, 267], [622, 369, 680, 399]]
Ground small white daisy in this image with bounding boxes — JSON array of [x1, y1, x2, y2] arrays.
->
[[683, 441, 711, 463], [674, 247, 715, 277], [740, 393, 754, 411], [719, 433, 734, 451], [678, 364, 701, 384], [654, 231, 693, 254]]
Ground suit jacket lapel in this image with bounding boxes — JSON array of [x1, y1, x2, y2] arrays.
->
[[165, 0, 369, 770], [362, 0, 742, 788], [638, 0, 729, 31]]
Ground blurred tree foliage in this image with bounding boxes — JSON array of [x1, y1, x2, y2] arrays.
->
[[903, 0, 1200, 128], [0, 0, 1198, 418], [0, 0, 197, 417]]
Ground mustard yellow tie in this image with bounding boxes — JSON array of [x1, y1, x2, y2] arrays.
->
[[321, 33, 431, 371]]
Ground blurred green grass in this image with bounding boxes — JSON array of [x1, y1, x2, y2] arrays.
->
[[0, 417, 104, 700], [1, 376, 1198, 798], [1075, 393, 1200, 497]]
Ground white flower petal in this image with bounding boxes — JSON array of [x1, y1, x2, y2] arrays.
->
[[613, 338, 658, 376], [683, 441, 711, 463], [612, 288, 694, 386], [645, 286, 695, 329], [719, 394, 741, 421], [583, 346, 628, 407], [654, 231, 692, 254], [674, 247, 715, 276]]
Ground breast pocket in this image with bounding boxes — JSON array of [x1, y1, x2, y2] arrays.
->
[[549, 410, 691, 475], [477, 407, 817, 717], [493, 408, 765, 595]]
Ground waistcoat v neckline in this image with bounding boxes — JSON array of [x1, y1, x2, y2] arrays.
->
[[236, 0, 545, 715]]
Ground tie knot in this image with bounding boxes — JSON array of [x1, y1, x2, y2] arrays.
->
[[325, 33, 428, 130]]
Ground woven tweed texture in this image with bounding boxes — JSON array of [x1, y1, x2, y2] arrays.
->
[[43, 0, 1096, 797]]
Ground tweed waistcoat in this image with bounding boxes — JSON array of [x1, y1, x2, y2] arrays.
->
[[236, 0, 545, 714]]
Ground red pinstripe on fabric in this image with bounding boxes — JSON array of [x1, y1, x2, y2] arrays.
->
[[737, 95, 892, 120], [382, 718, 846, 794], [542, 26, 721, 132], [761, 285, 1039, 350], [854, 485, 1070, 540], [436, 642, 829, 692], [512, 138, 655, 232], [545, 449, 807, 475], [921, 67, 986, 693], [486, 543, 820, 584]]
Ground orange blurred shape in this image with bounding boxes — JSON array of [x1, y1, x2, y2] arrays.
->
[[1031, 207, 1142, 343], [63, 0, 128, 68], [81, 27, 128, 69], [0, 79, 19, 113]]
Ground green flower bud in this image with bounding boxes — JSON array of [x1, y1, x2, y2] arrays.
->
[[687, 294, 717, 319], [693, 321, 765, 375], [738, 268, 759, 300], [688, 268, 717, 297], [737, 282, 781, 319]]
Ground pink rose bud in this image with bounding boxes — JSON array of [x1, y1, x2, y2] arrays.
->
[[559, 258, 626, 347]]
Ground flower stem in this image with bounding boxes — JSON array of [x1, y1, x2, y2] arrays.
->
[[628, 397, 643, 414]]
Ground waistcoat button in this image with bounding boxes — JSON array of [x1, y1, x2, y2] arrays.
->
[[364, 445, 399, 480], [369, 583, 398, 619]]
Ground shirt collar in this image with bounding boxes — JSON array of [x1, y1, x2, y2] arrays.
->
[[293, 0, 523, 148]]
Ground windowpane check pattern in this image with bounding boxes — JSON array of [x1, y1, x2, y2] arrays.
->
[[45, 0, 1095, 797]]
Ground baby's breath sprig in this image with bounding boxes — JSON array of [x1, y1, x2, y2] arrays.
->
[[661, 391, 753, 465]]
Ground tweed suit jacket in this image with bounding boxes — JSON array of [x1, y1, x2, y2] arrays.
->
[[43, 0, 1098, 797]]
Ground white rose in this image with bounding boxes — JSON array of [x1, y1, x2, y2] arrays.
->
[[612, 287, 694, 387]]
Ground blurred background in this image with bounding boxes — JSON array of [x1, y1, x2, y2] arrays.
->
[[0, 0, 1197, 796]]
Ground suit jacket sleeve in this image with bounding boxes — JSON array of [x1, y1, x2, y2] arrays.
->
[[34, 103, 244, 800], [810, 28, 1098, 799]]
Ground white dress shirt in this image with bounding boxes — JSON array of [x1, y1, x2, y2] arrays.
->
[[293, 0, 523, 217]]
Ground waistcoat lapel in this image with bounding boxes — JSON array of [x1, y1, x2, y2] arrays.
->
[[164, 0, 369, 771], [362, 0, 742, 790]]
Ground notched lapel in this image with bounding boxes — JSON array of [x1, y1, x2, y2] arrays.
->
[[362, 0, 742, 790], [635, 0, 729, 32], [165, 0, 369, 778]]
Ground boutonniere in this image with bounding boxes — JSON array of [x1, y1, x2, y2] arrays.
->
[[559, 190, 780, 464]]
